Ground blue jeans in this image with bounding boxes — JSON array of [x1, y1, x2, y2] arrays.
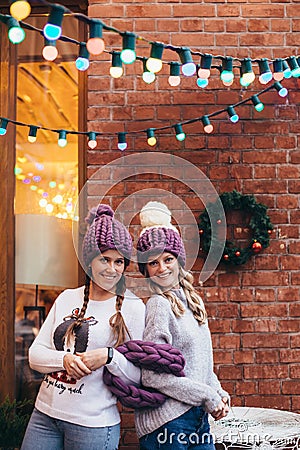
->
[[21, 408, 120, 450], [139, 406, 215, 450]]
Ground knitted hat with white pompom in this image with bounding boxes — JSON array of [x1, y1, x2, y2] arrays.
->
[[137, 201, 186, 274]]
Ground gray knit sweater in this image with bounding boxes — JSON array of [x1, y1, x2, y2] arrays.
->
[[135, 289, 229, 438]]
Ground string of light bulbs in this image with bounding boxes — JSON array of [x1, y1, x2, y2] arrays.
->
[[0, 81, 289, 151], [2, 1, 300, 89]]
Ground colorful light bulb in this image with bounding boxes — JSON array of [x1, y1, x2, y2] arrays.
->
[[42, 39, 58, 61], [43, 4, 65, 41], [179, 47, 196, 77], [146, 128, 157, 146], [174, 124, 186, 141], [146, 42, 164, 73], [120, 32, 136, 64], [10, 0, 31, 21], [86, 19, 105, 55], [118, 132, 127, 151], [168, 62, 181, 87], [202, 116, 213, 134]]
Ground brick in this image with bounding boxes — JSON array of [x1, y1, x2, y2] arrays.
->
[[243, 150, 287, 164], [290, 303, 300, 316], [276, 195, 299, 209], [230, 287, 255, 302], [173, 5, 216, 17], [214, 350, 233, 364], [255, 289, 276, 302], [282, 381, 300, 395], [242, 272, 289, 286], [289, 241, 300, 253], [234, 350, 255, 364], [278, 287, 300, 302], [226, 19, 247, 32], [203, 19, 224, 32], [244, 180, 287, 194], [248, 19, 270, 32], [255, 256, 279, 270], [240, 33, 284, 46], [209, 319, 231, 333], [280, 349, 300, 363], [256, 349, 280, 364], [276, 136, 296, 149], [243, 334, 289, 348], [219, 335, 241, 349], [258, 380, 281, 395], [278, 320, 300, 332], [290, 365, 300, 379], [254, 319, 277, 333], [242, 5, 285, 17], [254, 166, 276, 179], [244, 365, 288, 379], [280, 255, 300, 270], [236, 381, 257, 395], [122, 431, 139, 445], [278, 166, 300, 180], [218, 365, 243, 380]]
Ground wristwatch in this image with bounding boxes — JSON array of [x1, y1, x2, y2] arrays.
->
[[106, 347, 114, 364]]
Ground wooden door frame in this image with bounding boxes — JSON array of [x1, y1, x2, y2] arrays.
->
[[0, 23, 17, 402], [0, 2, 87, 401]]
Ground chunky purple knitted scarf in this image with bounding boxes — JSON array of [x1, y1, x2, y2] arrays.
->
[[103, 340, 185, 408]]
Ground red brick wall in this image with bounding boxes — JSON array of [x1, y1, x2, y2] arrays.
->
[[87, 1, 300, 448]]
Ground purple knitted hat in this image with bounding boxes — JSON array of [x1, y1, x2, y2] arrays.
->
[[137, 201, 186, 274], [82, 204, 132, 269]]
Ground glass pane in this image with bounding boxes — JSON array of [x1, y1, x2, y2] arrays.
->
[[14, 15, 79, 402]]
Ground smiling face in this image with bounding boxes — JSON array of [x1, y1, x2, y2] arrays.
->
[[146, 252, 180, 290], [90, 249, 125, 297]]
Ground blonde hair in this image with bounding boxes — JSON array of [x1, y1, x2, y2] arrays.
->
[[147, 266, 207, 325], [64, 273, 131, 348]]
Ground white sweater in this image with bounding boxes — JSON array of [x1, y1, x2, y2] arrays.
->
[[29, 286, 145, 428]]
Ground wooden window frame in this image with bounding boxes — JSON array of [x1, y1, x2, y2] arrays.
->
[[0, 1, 87, 401]]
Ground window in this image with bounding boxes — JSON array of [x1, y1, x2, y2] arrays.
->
[[14, 14, 82, 402]]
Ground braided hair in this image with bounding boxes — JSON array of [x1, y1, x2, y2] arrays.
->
[[64, 273, 92, 348], [109, 274, 131, 347], [64, 272, 131, 348], [147, 266, 207, 325]]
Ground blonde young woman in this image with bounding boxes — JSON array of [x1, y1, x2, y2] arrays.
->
[[135, 201, 229, 450], [21, 204, 145, 450]]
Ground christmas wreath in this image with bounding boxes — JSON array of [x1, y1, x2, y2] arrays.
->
[[198, 190, 274, 265]]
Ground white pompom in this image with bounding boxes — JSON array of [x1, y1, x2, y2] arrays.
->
[[140, 201, 178, 233]]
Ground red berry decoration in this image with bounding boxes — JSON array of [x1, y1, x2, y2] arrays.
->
[[198, 190, 274, 266], [199, 229, 204, 234], [252, 241, 262, 253]]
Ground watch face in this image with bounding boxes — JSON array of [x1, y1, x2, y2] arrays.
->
[[106, 347, 114, 364]]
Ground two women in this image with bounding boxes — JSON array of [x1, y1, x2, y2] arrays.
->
[[22, 201, 229, 450]]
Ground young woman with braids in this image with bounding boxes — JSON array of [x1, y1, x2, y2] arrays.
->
[[135, 201, 230, 450], [21, 204, 145, 450]]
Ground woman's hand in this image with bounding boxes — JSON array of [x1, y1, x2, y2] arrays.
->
[[211, 397, 229, 421], [63, 353, 92, 380], [76, 348, 109, 371]]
